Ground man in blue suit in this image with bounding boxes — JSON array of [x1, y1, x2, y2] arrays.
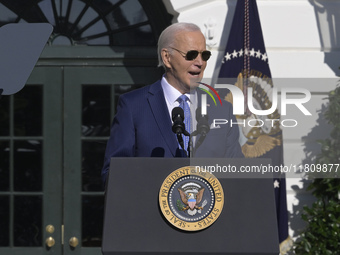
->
[[102, 22, 243, 184]]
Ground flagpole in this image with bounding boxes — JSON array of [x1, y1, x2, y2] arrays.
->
[[244, 0, 251, 116]]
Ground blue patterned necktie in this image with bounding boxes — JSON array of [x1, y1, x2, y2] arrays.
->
[[178, 94, 191, 152]]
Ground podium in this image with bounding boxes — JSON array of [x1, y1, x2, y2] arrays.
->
[[102, 158, 279, 255]]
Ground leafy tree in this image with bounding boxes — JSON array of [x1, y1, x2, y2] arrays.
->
[[294, 85, 340, 254]]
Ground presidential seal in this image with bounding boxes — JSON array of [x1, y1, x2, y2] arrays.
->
[[159, 166, 224, 231]]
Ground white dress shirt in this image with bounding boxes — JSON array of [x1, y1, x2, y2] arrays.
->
[[161, 75, 198, 145]]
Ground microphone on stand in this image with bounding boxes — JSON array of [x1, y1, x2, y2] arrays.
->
[[194, 107, 210, 151], [171, 107, 187, 152]]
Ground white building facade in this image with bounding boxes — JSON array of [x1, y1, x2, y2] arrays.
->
[[163, 0, 340, 240]]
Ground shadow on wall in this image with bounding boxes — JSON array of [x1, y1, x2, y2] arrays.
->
[[289, 102, 332, 241], [309, 0, 340, 76]]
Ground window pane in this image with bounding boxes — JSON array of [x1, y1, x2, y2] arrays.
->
[[14, 196, 42, 246], [0, 141, 10, 191], [82, 85, 110, 137], [0, 196, 9, 246], [82, 141, 106, 191], [37, 0, 55, 25], [14, 86, 43, 136], [78, 7, 105, 35], [82, 195, 104, 247], [0, 95, 10, 136], [14, 140, 42, 191]]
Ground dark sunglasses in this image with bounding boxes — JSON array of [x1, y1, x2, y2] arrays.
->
[[170, 47, 211, 61]]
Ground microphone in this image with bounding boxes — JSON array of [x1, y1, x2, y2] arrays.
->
[[172, 107, 186, 152], [172, 107, 191, 156], [195, 107, 210, 136], [172, 107, 185, 135], [194, 107, 210, 151]]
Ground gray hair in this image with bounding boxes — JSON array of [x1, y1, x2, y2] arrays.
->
[[157, 22, 202, 69]]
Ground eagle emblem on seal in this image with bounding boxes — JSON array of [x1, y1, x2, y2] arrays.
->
[[177, 182, 207, 216]]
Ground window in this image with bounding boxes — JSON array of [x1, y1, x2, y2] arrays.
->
[[0, 0, 171, 46]]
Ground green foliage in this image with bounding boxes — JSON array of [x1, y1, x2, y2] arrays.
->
[[294, 85, 340, 254], [294, 200, 340, 254], [176, 199, 185, 211]]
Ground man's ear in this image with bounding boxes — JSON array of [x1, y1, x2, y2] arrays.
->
[[161, 48, 171, 69]]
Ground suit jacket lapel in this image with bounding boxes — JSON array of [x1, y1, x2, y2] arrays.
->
[[147, 81, 179, 156]]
